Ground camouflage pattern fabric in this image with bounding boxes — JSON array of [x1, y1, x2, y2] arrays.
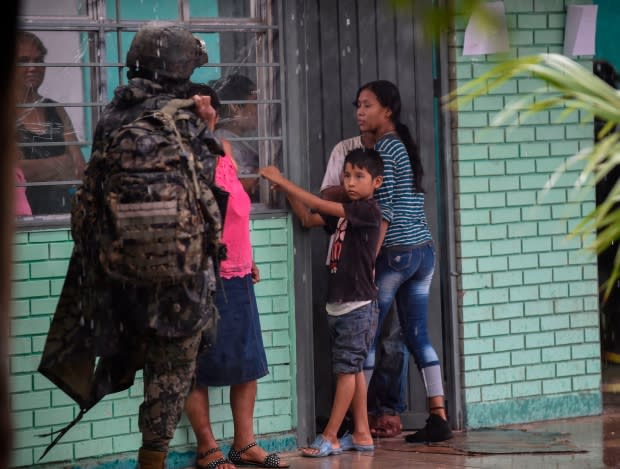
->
[[126, 23, 208, 80], [97, 98, 222, 286], [139, 333, 202, 451], [37, 77, 222, 459]]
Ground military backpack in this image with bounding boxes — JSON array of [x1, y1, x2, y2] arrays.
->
[[97, 98, 226, 286]]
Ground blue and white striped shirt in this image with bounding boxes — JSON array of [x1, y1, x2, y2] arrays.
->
[[374, 135, 432, 247]]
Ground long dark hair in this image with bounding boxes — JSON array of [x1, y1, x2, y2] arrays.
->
[[207, 73, 256, 120], [356, 80, 424, 192]]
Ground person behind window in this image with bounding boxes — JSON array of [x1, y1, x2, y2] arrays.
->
[[184, 83, 289, 469], [209, 73, 259, 200], [15, 31, 85, 215]]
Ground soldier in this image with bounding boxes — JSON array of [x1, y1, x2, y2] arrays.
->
[[38, 23, 221, 469]]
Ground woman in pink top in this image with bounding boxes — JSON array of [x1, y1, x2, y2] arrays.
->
[[184, 84, 288, 469]]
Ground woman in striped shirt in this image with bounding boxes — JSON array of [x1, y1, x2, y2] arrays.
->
[[355, 80, 453, 443]]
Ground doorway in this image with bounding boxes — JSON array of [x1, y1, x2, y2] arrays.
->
[[298, 0, 457, 431]]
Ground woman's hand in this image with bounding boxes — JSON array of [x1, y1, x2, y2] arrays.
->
[[251, 261, 261, 284]]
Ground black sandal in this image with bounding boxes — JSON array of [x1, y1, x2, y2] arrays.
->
[[196, 447, 233, 469], [228, 441, 289, 468]]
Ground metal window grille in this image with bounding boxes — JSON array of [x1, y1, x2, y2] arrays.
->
[[16, 0, 282, 227]]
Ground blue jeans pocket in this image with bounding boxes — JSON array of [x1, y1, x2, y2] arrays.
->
[[385, 248, 413, 272]]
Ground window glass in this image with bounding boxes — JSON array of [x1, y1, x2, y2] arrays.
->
[[16, 0, 281, 222], [209, 72, 281, 202], [190, 0, 252, 19], [117, 0, 178, 21], [20, 0, 90, 17], [15, 30, 93, 217]]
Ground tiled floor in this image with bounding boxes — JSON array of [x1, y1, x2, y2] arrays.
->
[[279, 393, 620, 468], [189, 363, 620, 468]]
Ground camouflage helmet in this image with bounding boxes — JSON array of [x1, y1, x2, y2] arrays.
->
[[126, 22, 208, 80]]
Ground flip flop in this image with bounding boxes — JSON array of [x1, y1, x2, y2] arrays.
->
[[339, 433, 375, 452], [301, 435, 343, 458]]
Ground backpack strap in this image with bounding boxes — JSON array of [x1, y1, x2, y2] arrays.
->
[[159, 98, 196, 117], [156, 100, 224, 263], [38, 407, 87, 461]]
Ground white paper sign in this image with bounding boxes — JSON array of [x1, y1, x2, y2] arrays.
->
[[564, 5, 598, 56], [463, 1, 510, 56]]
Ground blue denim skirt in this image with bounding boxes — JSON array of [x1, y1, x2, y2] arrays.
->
[[195, 274, 268, 386]]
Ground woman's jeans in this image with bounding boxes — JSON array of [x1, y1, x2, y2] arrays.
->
[[365, 242, 440, 413], [366, 303, 409, 415]]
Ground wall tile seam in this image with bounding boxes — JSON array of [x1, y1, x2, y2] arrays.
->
[[454, 279, 593, 289]]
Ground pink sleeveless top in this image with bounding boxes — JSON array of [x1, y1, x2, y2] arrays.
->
[[15, 168, 32, 216], [216, 154, 253, 278]]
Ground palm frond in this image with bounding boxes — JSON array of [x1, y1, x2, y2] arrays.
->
[[445, 53, 620, 303]]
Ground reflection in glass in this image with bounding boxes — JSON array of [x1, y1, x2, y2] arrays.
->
[[15, 31, 87, 216], [190, 0, 253, 19], [118, 0, 178, 20], [20, 0, 90, 17]]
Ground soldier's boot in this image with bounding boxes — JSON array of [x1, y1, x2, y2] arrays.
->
[[138, 448, 167, 469]]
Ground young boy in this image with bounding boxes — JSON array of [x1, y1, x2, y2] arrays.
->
[[260, 148, 384, 457]]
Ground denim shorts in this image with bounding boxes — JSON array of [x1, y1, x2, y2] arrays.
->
[[327, 301, 378, 374]]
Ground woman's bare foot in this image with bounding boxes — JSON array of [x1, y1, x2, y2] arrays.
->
[[351, 431, 374, 446], [300, 434, 341, 457]]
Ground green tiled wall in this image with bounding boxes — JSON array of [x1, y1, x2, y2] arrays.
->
[[9, 216, 296, 468], [452, 0, 602, 427]]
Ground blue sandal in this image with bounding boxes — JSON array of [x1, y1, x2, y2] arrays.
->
[[301, 435, 343, 458], [339, 433, 375, 452]]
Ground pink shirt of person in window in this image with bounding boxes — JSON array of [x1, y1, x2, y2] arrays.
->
[[215, 153, 253, 278], [15, 167, 32, 216]]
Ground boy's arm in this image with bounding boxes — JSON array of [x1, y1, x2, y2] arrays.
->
[[261, 166, 346, 219], [286, 193, 325, 228], [320, 185, 348, 203], [376, 219, 389, 256]]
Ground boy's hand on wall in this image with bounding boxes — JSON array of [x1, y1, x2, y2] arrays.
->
[[260, 165, 282, 181]]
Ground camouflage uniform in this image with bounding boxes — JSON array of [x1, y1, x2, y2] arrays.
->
[[38, 24, 219, 456]]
